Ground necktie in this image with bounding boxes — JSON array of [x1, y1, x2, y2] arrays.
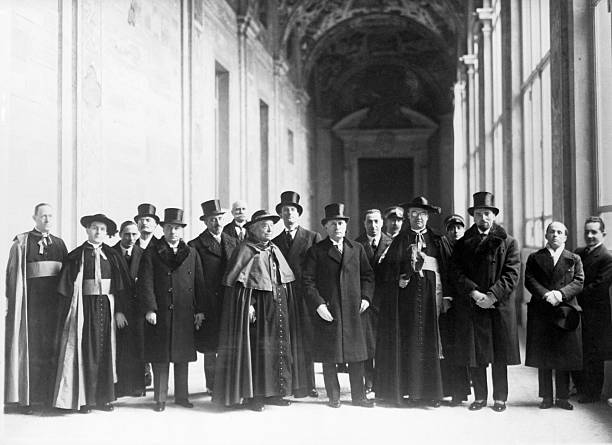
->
[[415, 231, 426, 251], [335, 242, 342, 254], [37, 233, 52, 254], [125, 250, 131, 264], [238, 227, 245, 241], [371, 239, 377, 251], [286, 231, 293, 248]]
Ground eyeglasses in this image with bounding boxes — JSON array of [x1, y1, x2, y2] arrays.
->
[[410, 210, 428, 217]]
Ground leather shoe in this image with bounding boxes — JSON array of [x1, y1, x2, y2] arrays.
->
[[539, 399, 553, 409], [97, 403, 114, 412], [469, 400, 486, 411], [492, 401, 506, 412], [154, 401, 165, 412], [248, 400, 265, 412], [78, 406, 92, 414], [175, 399, 193, 408], [429, 400, 441, 408], [266, 397, 291, 406], [20, 405, 34, 415], [352, 398, 375, 408], [309, 389, 319, 398], [556, 399, 574, 410], [327, 399, 341, 408]]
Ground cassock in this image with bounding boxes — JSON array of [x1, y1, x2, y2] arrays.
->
[[213, 240, 295, 406], [5, 230, 67, 406], [375, 228, 444, 403], [112, 242, 145, 397], [273, 225, 321, 397], [53, 242, 129, 409]]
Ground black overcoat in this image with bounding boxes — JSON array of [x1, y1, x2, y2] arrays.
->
[[303, 237, 374, 363], [576, 244, 612, 360], [188, 230, 238, 353], [525, 248, 584, 370], [450, 223, 521, 366], [137, 238, 206, 363]]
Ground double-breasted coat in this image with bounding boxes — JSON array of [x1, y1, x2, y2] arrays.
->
[[188, 230, 238, 353], [451, 223, 521, 366], [137, 238, 206, 363], [575, 244, 612, 361], [302, 237, 374, 363], [525, 248, 584, 370]]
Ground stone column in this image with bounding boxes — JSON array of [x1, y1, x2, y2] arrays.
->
[[477, 4, 494, 192], [460, 53, 478, 196], [181, 0, 193, 229], [237, 14, 251, 199]]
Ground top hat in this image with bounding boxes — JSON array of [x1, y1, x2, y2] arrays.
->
[[401, 196, 442, 215], [468, 191, 499, 216], [383, 206, 404, 219], [134, 203, 160, 224], [244, 209, 280, 229], [199, 199, 227, 221], [552, 303, 580, 331], [275, 191, 303, 216], [321, 203, 350, 225], [161, 208, 187, 227], [444, 214, 465, 229], [80, 214, 118, 236]]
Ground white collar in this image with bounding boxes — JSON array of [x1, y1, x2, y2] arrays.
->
[[367, 233, 381, 244], [479, 229, 490, 236], [120, 245, 133, 255], [139, 236, 152, 249], [285, 225, 299, 234], [211, 232, 222, 243], [411, 228, 427, 235], [546, 244, 565, 265]]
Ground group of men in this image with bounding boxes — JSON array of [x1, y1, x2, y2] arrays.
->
[[5, 190, 612, 414]]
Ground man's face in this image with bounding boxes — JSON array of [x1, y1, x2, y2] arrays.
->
[[364, 213, 382, 238], [33, 205, 53, 233], [250, 220, 274, 242], [473, 208, 496, 231], [205, 215, 224, 235], [585, 222, 605, 248], [137, 216, 157, 235], [232, 201, 248, 224], [546, 222, 567, 250], [408, 208, 429, 231], [281, 205, 300, 228], [120, 223, 140, 248], [446, 223, 465, 242], [163, 223, 183, 244], [385, 216, 403, 236], [86, 222, 107, 244], [325, 219, 347, 242]]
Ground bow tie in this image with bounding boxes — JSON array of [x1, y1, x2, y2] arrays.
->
[[37, 233, 52, 254]]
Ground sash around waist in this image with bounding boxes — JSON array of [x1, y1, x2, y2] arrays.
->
[[26, 261, 63, 278], [82, 279, 112, 295]]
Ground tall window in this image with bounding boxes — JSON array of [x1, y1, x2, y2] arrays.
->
[[260, 100, 269, 208], [521, 0, 552, 248], [215, 62, 230, 204]]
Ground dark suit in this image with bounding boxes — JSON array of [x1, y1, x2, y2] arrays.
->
[[112, 243, 145, 396], [188, 230, 237, 391], [303, 237, 374, 402], [355, 231, 392, 390], [525, 247, 584, 400], [273, 226, 321, 394], [573, 244, 612, 400], [222, 220, 247, 241]]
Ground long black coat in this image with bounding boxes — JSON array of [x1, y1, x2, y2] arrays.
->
[[137, 238, 206, 363], [303, 237, 374, 363], [576, 244, 612, 360], [451, 223, 521, 366], [525, 248, 584, 370], [188, 230, 237, 353], [222, 220, 246, 241]]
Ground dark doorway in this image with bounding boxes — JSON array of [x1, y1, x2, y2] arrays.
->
[[358, 158, 413, 219]]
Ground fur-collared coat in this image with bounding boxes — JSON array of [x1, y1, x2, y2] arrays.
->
[[450, 223, 521, 366], [525, 248, 584, 370]]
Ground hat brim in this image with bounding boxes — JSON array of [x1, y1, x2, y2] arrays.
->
[[445, 218, 465, 228], [467, 206, 499, 216], [134, 214, 160, 224], [275, 202, 303, 216], [199, 210, 227, 221], [321, 216, 350, 226], [81, 215, 118, 236], [160, 221, 187, 227], [244, 214, 280, 229], [401, 203, 442, 215]]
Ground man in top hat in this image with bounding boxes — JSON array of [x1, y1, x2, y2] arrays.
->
[[355, 209, 393, 393], [135, 203, 160, 251], [451, 192, 521, 412], [375, 196, 446, 407], [214, 210, 297, 411], [573, 216, 612, 403], [112, 220, 146, 397], [383, 206, 404, 238], [273, 191, 322, 398], [5, 203, 68, 414], [53, 213, 130, 413], [222, 200, 249, 241], [303, 203, 375, 408], [188, 199, 238, 395], [438, 214, 471, 405], [138, 208, 206, 412], [525, 221, 584, 411]]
